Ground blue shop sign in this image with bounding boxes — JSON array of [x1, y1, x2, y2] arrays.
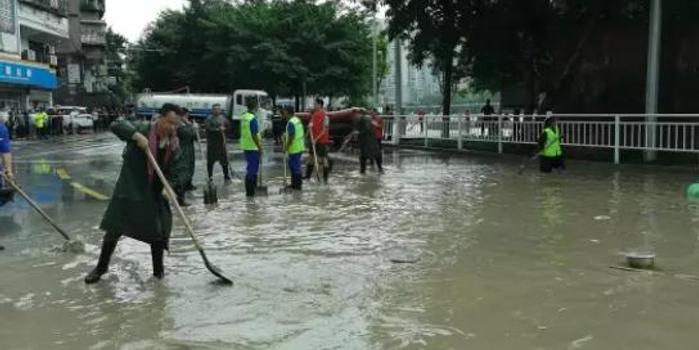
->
[[0, 60, 57, 90]]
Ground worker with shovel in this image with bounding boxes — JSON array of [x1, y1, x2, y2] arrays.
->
[[173, 108, 197, 206], [305, 98, 332, 183], [538, 117, 564, 173], [205, 104, 232, 183], [240, 99, 263, 197], [84, 103, 185, 284], [0, 110, 15, 215], [282, 106, 305, 191]]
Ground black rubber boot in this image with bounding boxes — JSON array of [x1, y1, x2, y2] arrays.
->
[[151, 242, 165, 279], [291, 174, 302, 190], [222, 163, 232, 183], [176, 187, 190, 207], [322, 166, 329, 183], [207, 161, 214, 179], [85, 238, 118, 284], [245, 178, 256, 197], [304, 164, 314, 180]]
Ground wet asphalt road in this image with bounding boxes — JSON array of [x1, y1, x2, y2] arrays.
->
[[3, 133, 699, 349]]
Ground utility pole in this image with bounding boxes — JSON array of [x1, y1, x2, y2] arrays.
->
[[394, 40, 402, 115], [644, 0, 662, 162], [372, 15, 378, 108]]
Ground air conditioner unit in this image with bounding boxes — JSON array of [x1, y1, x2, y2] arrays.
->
[[27, 49, 36, 61], [49, 55, 58, 66], [48, 45, 55, 55], [50, 0, 59, 9]]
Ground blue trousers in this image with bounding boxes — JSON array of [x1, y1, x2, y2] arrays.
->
[[245, 151, 260, 181], [288, 153, 302, 176]]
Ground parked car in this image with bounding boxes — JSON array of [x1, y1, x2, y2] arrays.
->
[[55, 106, 93, 133], [72, 113, 95, 132]]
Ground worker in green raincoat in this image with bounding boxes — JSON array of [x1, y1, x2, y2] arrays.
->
[[84, 103, 184, 284], [173, 108, 197, 206], [352, 110, 383, 174], [205, 104, 231, 182]]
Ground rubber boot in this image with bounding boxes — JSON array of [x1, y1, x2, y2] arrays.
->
[[304, 164, 314, 180], [245, 178, 256, 197], [322, 166, 330, 183], [176, 187, 190, 207], [291, 174, 302, 190], [207, 161, 214, 179], [222, 163, 232, 183], [151, 242, 165, 279], [84, 238, 118, 284]]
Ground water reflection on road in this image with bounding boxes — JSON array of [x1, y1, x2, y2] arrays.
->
[[1, 135, 699, 349]]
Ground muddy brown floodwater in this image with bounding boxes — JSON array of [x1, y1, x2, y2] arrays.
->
[[2, 135, 699, 349]]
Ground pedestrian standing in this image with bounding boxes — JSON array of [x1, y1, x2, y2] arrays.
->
[[305, 98, 332, 183], [34, 108, 49, 139], [282, 106, 304, 190], [239, 99, 263, 197], [538, 117, 564, 173], [204, 104, 231, 182], [371, 109, 384, 152], [84, 103, 184, 284], [173, 108, 196, 206], [480, 99, 495, 137], [22, 111, 30, 139]]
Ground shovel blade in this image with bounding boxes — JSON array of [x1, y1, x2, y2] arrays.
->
[[199, 249, 233, 285]]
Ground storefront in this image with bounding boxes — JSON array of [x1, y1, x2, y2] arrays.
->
[[0, 59, 57, 111]]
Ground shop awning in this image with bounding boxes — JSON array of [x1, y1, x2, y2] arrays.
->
[[0, 60, 57, 90]]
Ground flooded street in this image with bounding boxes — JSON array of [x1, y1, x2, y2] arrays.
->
[[2, 134, 699, 349]]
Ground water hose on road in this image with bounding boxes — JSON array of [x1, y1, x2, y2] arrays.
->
[[144, 148, 233, 285], [1, 172, 85, 253]]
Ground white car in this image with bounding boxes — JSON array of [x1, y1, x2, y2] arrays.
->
[[72, 113, 95, 131], [56, 106, 93, 133]]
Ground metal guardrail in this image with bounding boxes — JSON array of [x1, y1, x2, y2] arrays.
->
[[381, 114, 699, 164]]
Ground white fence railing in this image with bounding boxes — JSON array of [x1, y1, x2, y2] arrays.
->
[[381, 114, 699, 164]]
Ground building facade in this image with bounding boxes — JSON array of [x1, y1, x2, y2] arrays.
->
[[0, 0, 69, 112], [54, 0, 107, 107], [379, 39, 441, 113]]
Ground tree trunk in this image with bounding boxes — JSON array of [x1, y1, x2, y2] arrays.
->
[[442, 54, 454, 116], [295, 94, 300, 113]]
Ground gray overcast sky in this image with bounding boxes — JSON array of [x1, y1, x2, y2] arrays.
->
[[105, 0, 188, 42]]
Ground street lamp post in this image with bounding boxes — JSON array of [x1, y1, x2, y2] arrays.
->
[[644, 0, 662, 162]]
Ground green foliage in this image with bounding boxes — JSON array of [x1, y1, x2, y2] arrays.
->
[[130, 0, 377, 104], [105, 28, 131, 105], [382, 0, 469, 115]]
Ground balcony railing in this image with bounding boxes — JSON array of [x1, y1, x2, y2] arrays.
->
[[80, 20, 106, 46], [20, 0, 68, 17]]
